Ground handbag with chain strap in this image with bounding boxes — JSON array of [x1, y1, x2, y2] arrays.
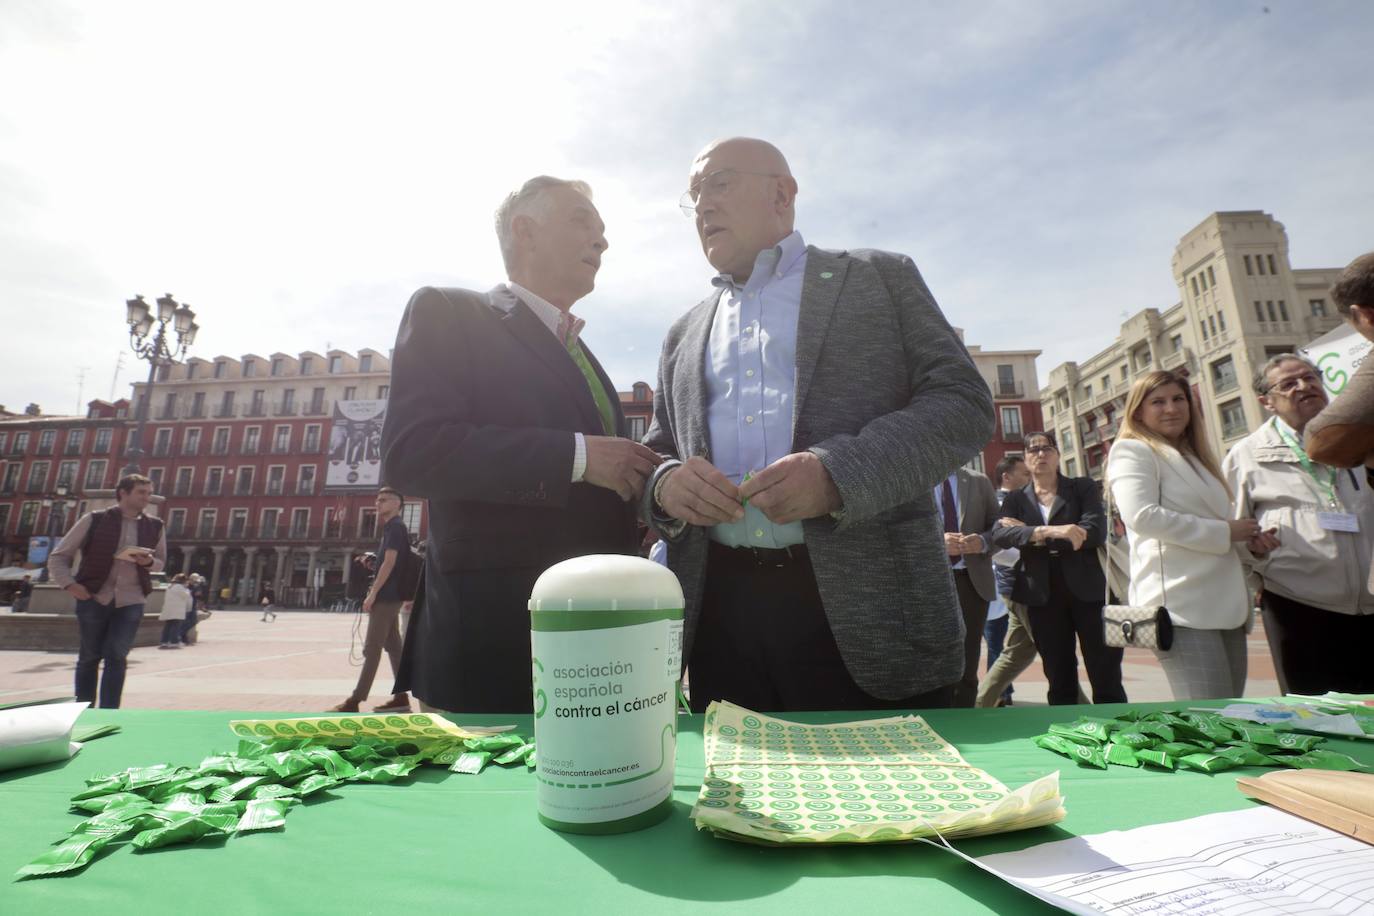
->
[[1101, 453, 1174, 651]]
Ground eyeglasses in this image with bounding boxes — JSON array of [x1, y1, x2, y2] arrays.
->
[[1262, 372, 1322, 395], [678, 168, 778, 217], [1026, 445, 1057, 455]]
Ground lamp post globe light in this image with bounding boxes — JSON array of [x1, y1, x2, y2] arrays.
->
[[123, 293, 198, 474]]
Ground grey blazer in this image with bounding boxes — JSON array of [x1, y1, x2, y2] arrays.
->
[[952, 467, 1000, 603], [641, 246, 995, 699]]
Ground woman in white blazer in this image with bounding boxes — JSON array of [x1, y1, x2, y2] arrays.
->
[[1106, 370, 1265, 700]]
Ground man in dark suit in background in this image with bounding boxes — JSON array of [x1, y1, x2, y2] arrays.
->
[[643, 137, 993, 712], [381, 176, 660, 713], [936, 465, 1001, 707]]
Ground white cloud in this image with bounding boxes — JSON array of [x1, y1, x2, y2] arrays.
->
[[1, 0, 1371, 413]]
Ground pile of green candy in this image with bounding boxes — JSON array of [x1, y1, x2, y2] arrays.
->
[[17, 731, 534, 880], [1034, 709, 1369, 774]]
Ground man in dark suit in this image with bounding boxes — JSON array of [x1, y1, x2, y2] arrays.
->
[[937, 466, 1001, 707], [381, 176, 660, 713], [643, 137, 994, 712]]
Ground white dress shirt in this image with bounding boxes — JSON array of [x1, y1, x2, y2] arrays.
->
[[503, 282, 589, 483]]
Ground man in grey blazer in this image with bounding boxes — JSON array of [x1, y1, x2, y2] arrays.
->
[[642, 137, 994, 712], [936, 466, 1001, 707]]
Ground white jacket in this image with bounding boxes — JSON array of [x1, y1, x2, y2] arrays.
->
[[1223, 417, 1374, 615], [1107, 438, 1250, 629], [160, 583, 192, 621]]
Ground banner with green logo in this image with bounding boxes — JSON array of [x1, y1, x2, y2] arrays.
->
[[1300, 324, 1371, 398]]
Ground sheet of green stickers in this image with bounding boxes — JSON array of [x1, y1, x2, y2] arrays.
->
[[226, 712, 506, 742], [691, 702, 1064, 845]]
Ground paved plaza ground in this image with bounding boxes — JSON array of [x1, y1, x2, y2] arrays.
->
[[0, 606, 1281, 712]]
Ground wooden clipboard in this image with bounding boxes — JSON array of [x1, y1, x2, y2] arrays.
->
[[1236, 769, 1374, 845]]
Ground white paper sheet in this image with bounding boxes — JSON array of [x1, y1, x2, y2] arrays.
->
[[0, 701, 88, 772], [975, 806, 1374, 915]]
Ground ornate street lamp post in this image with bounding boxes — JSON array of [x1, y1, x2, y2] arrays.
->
[[123, 294, 198, 474], [44, 482, 70, 539]]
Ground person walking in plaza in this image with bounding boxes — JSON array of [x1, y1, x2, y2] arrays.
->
[[259, 586, 277, 622], [992, 432, 1125, 705], [644, 137, 993, 712], [181, 573, 205, 644], [47, 473, 167, 709], [1224, 353, 1374, 694], [937, 465, 1001, 707], [12, 575, 32, 613], [381, 175, 651, 713], [1107, 370, 1263, 700], [159, 574, 192, 650], [331, 487, 413, 713]]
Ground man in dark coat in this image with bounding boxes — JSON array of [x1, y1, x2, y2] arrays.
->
[[381, 176, 658, 713]]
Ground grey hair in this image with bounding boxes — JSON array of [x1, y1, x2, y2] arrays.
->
[[1253, 352, 1318, 394], [494, 176, 593, 274]]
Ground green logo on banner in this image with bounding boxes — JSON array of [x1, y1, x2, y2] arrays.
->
[[1318, 351, 1348, 394]]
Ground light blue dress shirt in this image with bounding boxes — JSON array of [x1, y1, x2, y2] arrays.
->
[[705, 230, 807, 548]]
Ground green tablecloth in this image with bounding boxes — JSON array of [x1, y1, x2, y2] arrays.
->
[[4, 701, 1372, 914]]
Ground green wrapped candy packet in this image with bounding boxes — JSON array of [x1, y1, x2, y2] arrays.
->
[[1034, 707, 1370, 778], [20, 727, 537, 881]]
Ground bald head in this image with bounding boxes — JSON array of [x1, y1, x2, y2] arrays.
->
[[691, 137, 793, 179], [687, 137, 798, 281]]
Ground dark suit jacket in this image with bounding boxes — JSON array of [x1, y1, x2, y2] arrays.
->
[[381, 285, 639, 713], [991, 474, 1106, 607]]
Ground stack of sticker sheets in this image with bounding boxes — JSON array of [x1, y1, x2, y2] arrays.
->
[[691, 702, 1064, 845]]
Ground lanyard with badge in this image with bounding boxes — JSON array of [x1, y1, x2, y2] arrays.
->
[[1274, 420, 1360, 533]]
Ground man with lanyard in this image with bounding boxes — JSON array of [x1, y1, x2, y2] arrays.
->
[[1223, 353, 1374, 694]]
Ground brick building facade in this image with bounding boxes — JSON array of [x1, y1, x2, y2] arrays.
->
[[0, 399, 134, 568], [1, 348, 658, 606], [961, 335, 1044, 478]]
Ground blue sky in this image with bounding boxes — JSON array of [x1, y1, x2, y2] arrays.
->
[[2, 0, 1371, 414]]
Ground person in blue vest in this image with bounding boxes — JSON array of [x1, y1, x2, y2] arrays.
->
[[48, 473, 167, 708], [381, 176, 658, 713]]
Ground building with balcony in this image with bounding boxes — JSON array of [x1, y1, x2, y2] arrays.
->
[[2, 342, 656, 600], [0, 400, 133, 566], [128, 348, 406, 605], [962, 337, 1043, 476], [1040, 211, 1344, 479], [127, 348, 658, 606]]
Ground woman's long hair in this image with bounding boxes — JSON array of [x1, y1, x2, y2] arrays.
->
[[1115, 369, 1228, 491]]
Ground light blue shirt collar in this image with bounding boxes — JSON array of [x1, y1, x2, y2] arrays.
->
[[712, 230, 807, 294]]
